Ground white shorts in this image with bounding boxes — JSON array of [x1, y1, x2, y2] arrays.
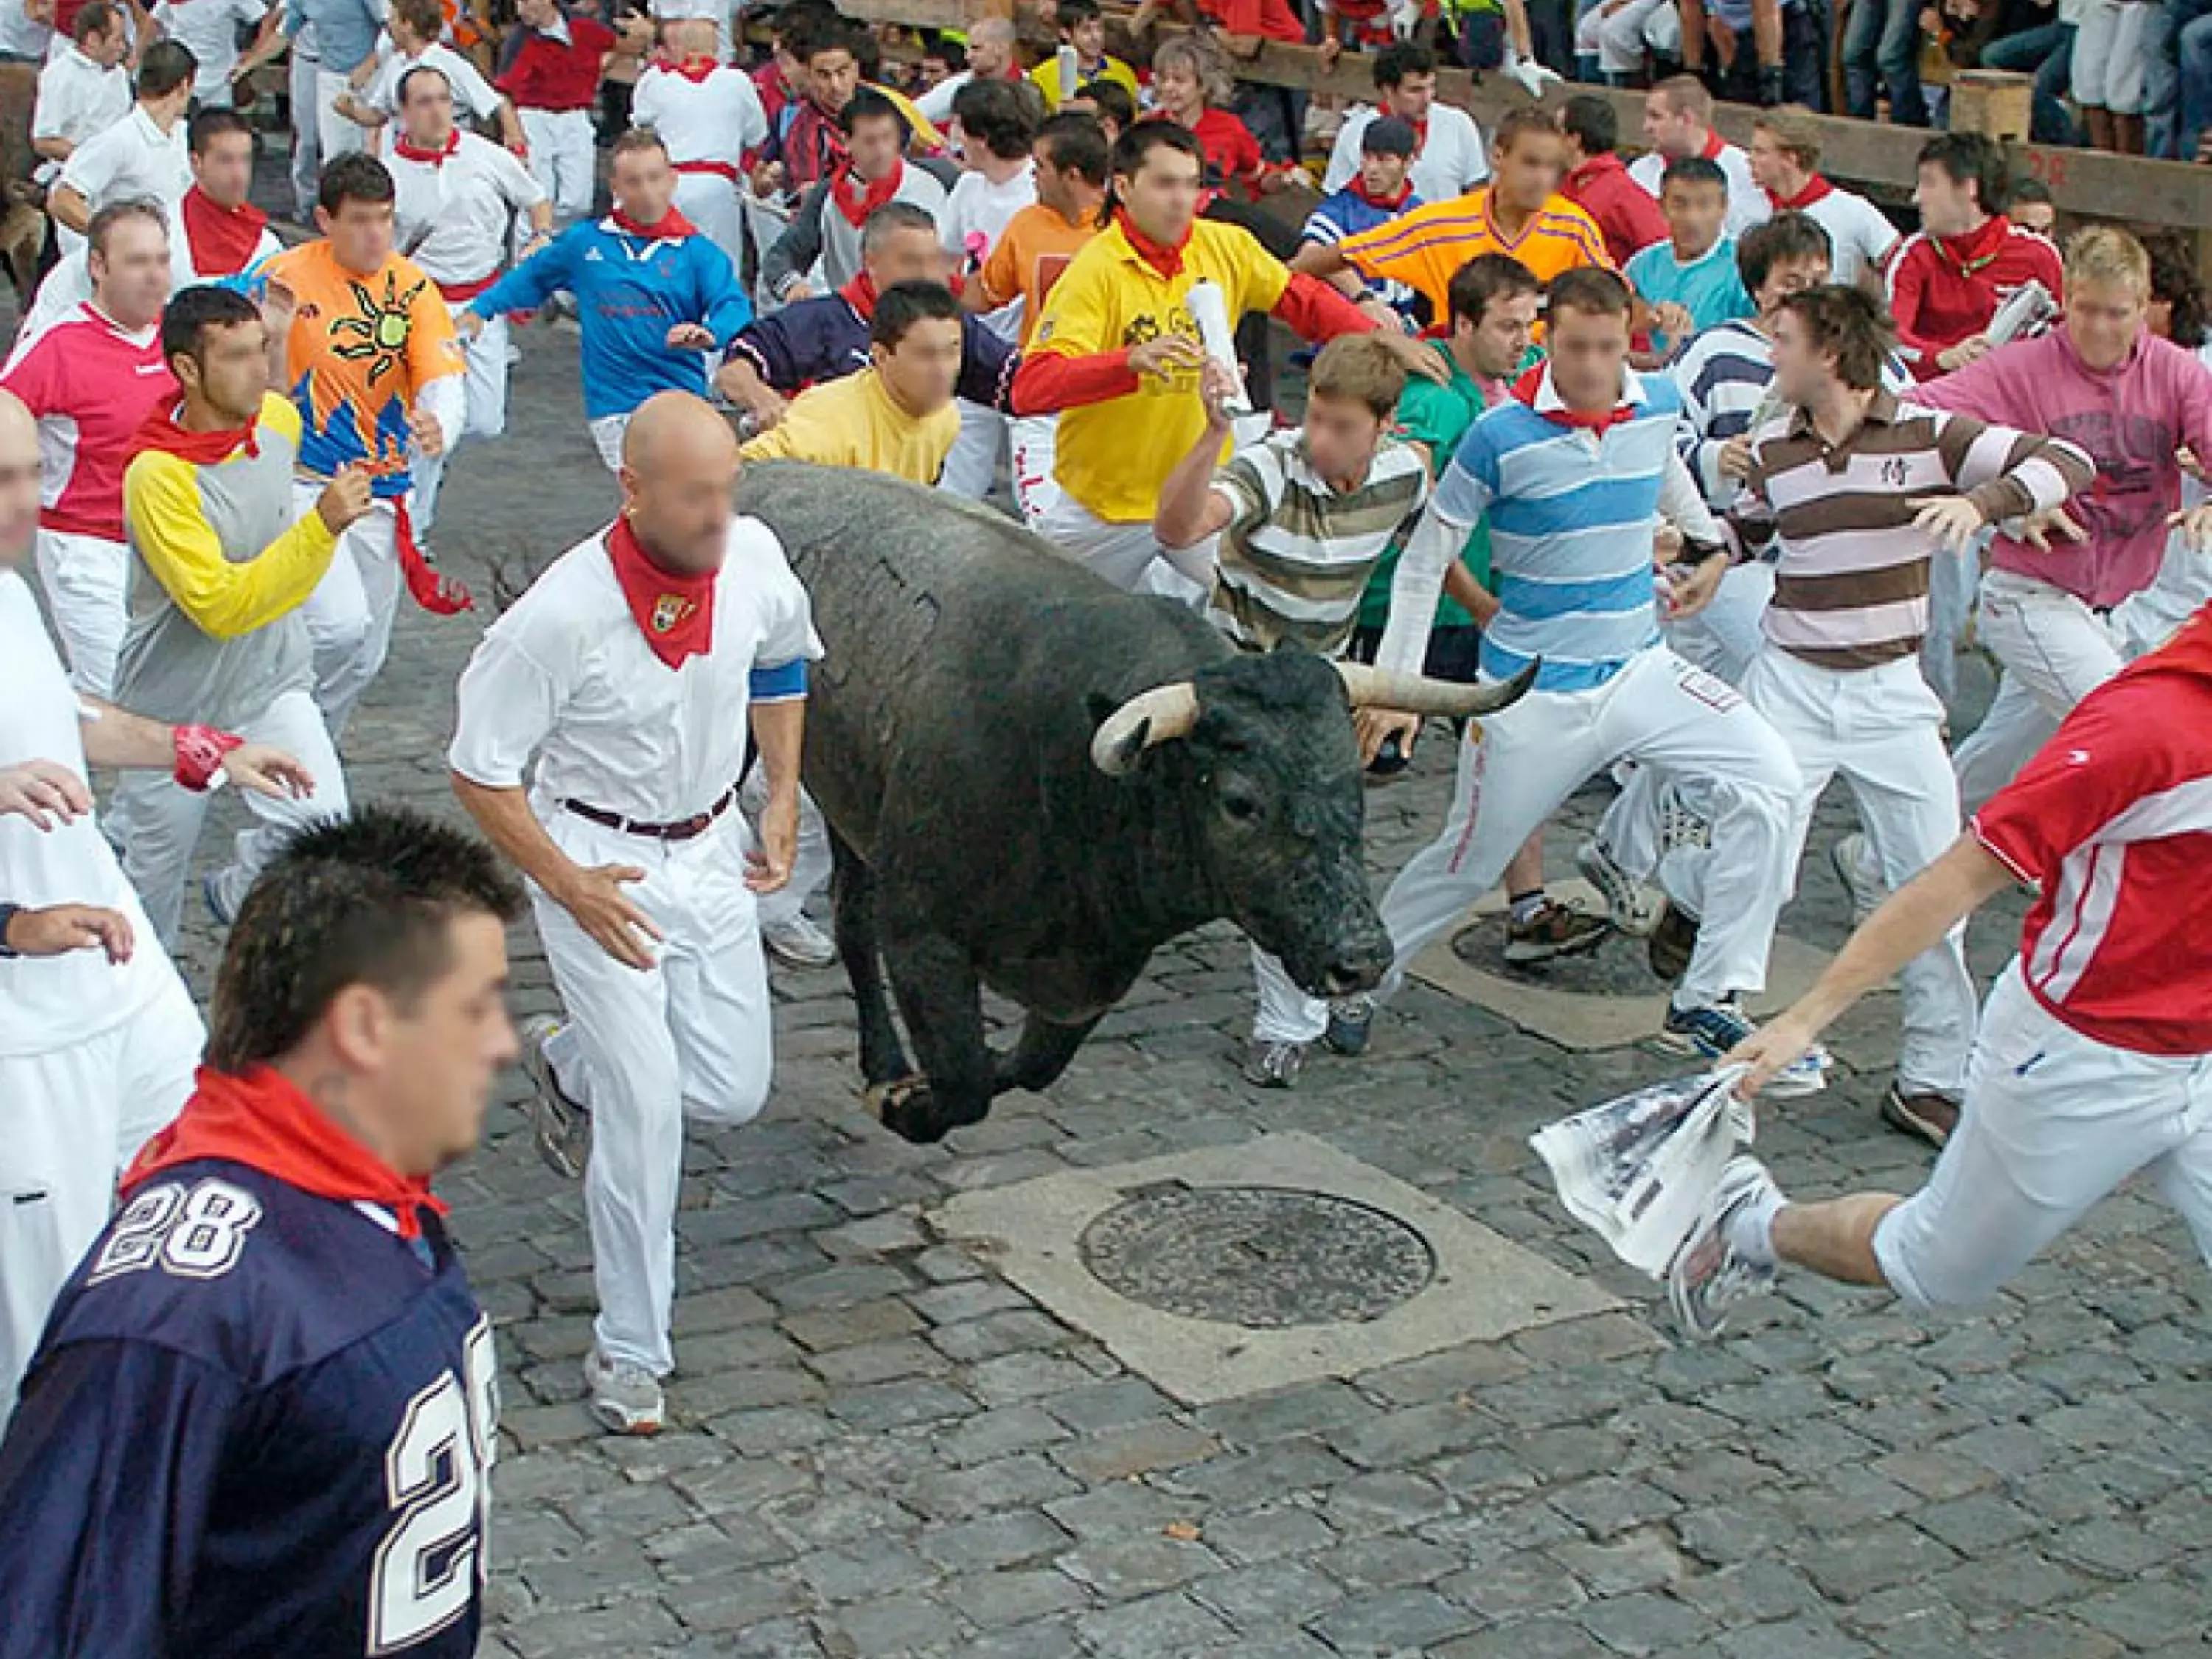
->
[[2070, 0, 2152, 111], [1874, 961, 2212, 1309]]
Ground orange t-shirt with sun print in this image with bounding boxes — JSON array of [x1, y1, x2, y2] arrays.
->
[[262, 241, 464, 493]]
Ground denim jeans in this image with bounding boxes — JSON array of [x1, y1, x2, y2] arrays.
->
[[1979, 19, 2078, 144], [1843, 0, 1929, 124], [2171, 0, 2212, 157]]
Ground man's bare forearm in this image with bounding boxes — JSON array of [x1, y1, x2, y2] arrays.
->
[[77, 697, 175, 771], [47, 185, 88, 234], [1154, 420, 1232, 551], [451, 773, 582, 902], [748, 698, 804, 804]]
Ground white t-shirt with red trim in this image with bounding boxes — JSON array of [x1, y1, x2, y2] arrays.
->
[[1972, 628, 2212, 1057], [0, 302, 174, 542]]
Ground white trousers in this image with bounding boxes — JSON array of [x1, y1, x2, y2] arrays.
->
[[1579, 0, 1682, 76], [2115, 535, 2212, 659], [1950, 568, 2122, 816], [1663, 560, 1773, 687], [1377, 647, 1801, 1009], [1032, 488, 1214, 602], [590, 414, 629, 473], [288, 49, 322, 220], [1253, 944, 1328, 1045], [533, 814, 773, 1375], [109, 687, 349, 946], [1009, 412, 1061, 528], [316, 67, 367, 164], [1871, 961, 2212, 1309], [672, 171, 746, 276], [743, 772, 832, 933], [1919, 543, 1979, 707], [33, 530, 128, 698], [520, 107, 597, 226], [413, 316, 511, 533], [2070, 0, 2149, 110], [0, 963, 200, 1416], [937, 397, 1004, 501], [299, 488, 405, 740], [1742, 650, 1976, 1097]]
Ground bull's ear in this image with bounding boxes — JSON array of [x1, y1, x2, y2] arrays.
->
[[1087, 692, 1150, 777]]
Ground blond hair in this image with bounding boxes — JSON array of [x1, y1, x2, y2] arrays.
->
[[2065, 225, 2152, 297], [1152, 35, 1235, 110], [1753, 107, 1821, 170], [1652, 74, 1712, 122], [1309, 334, 1408, 421]]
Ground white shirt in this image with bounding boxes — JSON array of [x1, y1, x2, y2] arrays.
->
[[390, 129, 545, 288], [1629, 139, 1770, 237], [629, 60, 766, 170], [30, 44, 129, 185], [1795, 181, 1899, 288], [915, 68, 970, 127], [153, 0, 269, 100], [941, 161, 1034, 342], [55, 105, 191, 254], [1323, 102, 1489, 201], [448, 518, 822, 827], [361, 38, 500, 122], [0, 568, 174, 1055]]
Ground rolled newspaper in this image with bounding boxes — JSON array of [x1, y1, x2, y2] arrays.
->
[[1183, 279, 1253, 417], [1055, 43, 1079, 93]]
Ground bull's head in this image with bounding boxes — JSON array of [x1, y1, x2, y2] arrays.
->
[[1088, 652, 1535, 1000]]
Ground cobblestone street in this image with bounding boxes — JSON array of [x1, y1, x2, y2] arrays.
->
[[153, 313, 2212, 1659]]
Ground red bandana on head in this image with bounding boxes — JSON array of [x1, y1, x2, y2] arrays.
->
[[1512, 362, 1636, 435], [178, 184, 267, 276], [608, 513, 715, 668], [133, 397, 256, 465], [391, 129, 462, 166], [1114, 206, 1189, 279], [1765, 173, 1833, 211], [830, 160, 902, 227], [610, 204, 698, 240], [125, 1065, 450, 1242]]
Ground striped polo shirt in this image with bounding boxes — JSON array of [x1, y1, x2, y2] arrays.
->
[[1434, 366, 1702, 692], [1208, 431, 1430, 656], [1672, 318, 1914, 504], [1733, 392, 2093, 670]]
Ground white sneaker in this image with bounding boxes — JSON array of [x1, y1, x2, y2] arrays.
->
[[1667, 1156, 1783, 1341], [1576, 838, 1662, 936], [762, 914, 837, 968], [583, 1346, 664, 1435]]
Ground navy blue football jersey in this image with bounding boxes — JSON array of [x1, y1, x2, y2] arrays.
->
[[0, 1158, 495, 1658]]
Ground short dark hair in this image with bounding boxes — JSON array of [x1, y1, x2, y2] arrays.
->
[[1546, 265, 1633, 320], [922, 34, 967, 72], [839, 84, 903, 139], [2145, 228, 2208, 350], [871, 279, 961, 349], [952, 76, 1037, 161], [1661, 155, 1728, 195], [1559, 94, 1618, 157], [1074, 77, 1135, 132], [393, 0, 443, 37], [159, 281, 262, 372], [1055, 0, 1100, 27], [88, 197, 165, 258], [1736, 210, 1832, 292], [1447, 251, 1540, 331], [1779, 283, 1895, 392], [72, 0, 116, 43], [1917, 131, 2007, 215], [1371, 40, 1436, 88], [318, 151, 395, 214], [789, 10, 860, 63], [1111, 116, 1204, 183], [188, 104, 254, 156], [1037, 111, 1109, 184], [396, 62, 453, 105], [1492, 104, 1556, 156], [136, 38, 197, 100], [207, 807, 525, 1074], [2010, 175, 2053, 207]]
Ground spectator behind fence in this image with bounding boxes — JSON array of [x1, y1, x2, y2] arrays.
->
[[2073, 0, 2152, 153], [1680, 0, 1826, 108], [1976, 0, 2079, 146]]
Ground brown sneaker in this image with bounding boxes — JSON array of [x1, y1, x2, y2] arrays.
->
[[1502, 897, 1611, 964], [1647, 900, 1700, 982], [1881, 1086, 1959, 1147]]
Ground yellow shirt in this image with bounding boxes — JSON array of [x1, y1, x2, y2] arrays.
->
[[1026, 52, 1141, 111], [1339, 189, 1613, 319], [1029, 218, 1289, 525], [741, 366, 961, 485]]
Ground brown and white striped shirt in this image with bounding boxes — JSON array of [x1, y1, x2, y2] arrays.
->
[[1731, 392, 2091, 669]]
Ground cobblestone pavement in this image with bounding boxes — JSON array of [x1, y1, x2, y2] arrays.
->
[[147, 302, 2212, 1659]]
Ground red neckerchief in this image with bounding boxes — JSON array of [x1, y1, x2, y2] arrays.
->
[[1409, 115, 1428, 153], [177, 184, 266, 276], [1699, 128, 1727, 161], [1349, 177, 1414, 211], [1765, 173, 1833, 211], [390, 128, 462, 166], [133, 397, 257, 464], [667, 54, 716, 82], [607, 512, 715, 668], [839, 270, 879, 318], [125, 1065, 448, 1242], [1935, 213, 2011, 278], [1512, 362, 1636, 434], [610, 203, 697, 239], [1115, 206, 1189, 279], [829, 160, 901, 228]]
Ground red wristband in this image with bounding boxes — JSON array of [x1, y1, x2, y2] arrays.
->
[[175, 724, 244, 793]]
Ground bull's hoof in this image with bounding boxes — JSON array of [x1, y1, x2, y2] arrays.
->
[[866, 1076, 988, 1144]]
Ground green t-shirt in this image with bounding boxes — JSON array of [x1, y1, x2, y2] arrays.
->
[[1357, 357, 1496, 630]]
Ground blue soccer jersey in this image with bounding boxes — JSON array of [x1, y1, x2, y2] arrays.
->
[[0, 1159, 495, 1658]]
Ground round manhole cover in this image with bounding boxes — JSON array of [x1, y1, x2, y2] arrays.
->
[[1078, 1185, 1436, 1328]]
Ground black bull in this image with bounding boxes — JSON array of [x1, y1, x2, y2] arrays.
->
[[736, 462, 1530, 1144]]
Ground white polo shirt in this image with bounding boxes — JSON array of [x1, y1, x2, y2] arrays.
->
[[361, 38, 501, 122], [391, 129, 545, 293], [1630, 138, 1770, 237], [1323, 102, 1489, 202], [629, 60, 765, 172], [940, 161, 1034, 342], [152, 0, 270, 102], [1795, 181, 1901, 288], [30, 44, 129, 185], [55, 105, 190, 254], [448, 518, 822, 830], [0, 568, 170, 1056]]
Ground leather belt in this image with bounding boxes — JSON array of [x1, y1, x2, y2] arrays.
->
[[561, 783, 738, 842]]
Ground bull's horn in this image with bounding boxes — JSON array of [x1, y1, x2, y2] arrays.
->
[[1091, 683, 1201, 776], [1335, 658, 1540, 717]]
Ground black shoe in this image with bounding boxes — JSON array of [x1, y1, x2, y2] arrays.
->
[[1647, 901, 1700, 983]]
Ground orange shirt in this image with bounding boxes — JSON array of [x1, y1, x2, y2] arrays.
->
[[262, 240, 464, 489], [978, 202, 1100, 350], [1338, 188, 1613, 319]]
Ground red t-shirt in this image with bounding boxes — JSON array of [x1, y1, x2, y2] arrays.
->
[[1564, 152, 1670, 268], [1972, 608, 2212, 1056], [1887, 215, 2062, 378], [1197, 0, 1306, 43], [0, 303, 174, 541], [495, 17, 614, 113], [1181, 107, 1264, 197]]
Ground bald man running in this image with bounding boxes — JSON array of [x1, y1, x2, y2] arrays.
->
[[449, 392, 820, 1435]]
